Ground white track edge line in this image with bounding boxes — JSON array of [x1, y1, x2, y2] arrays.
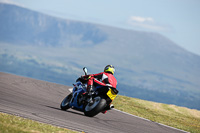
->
[[113, 108, 189, 133]]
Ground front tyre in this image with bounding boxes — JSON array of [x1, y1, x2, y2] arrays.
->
[[60, 93, 72, 110], [84, 96, 106, 117]]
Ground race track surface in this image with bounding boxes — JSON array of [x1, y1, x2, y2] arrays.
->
[[0, 72, 186, 133]]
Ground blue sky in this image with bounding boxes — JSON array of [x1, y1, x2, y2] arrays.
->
[[1, 0, 200, 55]]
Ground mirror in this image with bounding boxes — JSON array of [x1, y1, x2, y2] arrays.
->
[[83, 67, 88, 75]]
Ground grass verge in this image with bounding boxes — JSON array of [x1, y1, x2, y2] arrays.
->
[[113, 95, 200, 133], [0, 112, 78, 133]]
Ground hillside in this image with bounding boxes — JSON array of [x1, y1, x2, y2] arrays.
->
[[0, 3, 200, 110]]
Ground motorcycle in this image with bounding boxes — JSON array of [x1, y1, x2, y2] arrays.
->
[[60, 67, 119, 117]]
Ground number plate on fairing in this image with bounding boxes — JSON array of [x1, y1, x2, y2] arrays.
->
[[107, 88, 117, 100]]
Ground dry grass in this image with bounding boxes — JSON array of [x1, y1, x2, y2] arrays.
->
[[0, 112, 78, 133], [113, 95, 200, 133]]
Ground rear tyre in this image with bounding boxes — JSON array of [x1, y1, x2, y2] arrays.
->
[[84, 96, 106, 117], [60, 93, 72, 110]]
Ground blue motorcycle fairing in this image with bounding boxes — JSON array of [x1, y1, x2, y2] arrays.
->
[[69, 86, 87, 111]]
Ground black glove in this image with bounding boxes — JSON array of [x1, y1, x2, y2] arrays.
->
[[76, 76, 87, 83]]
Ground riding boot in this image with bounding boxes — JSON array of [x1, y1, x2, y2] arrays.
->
[[104, 104, 114, 110], [102, 104, 114, 114], [82, 85, 93, 102], [87, 85, 93, 92]]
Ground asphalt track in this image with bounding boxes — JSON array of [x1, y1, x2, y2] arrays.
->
[[0, 72, 187, 133]]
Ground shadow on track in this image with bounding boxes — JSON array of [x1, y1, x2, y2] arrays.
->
[[45, 105, 85, 116]]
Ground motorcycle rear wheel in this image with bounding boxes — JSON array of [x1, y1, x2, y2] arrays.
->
[[60, 93, 72, 110], [84, 96, 106, 117]]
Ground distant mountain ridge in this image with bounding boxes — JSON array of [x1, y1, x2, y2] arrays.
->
[[0, 3, 200, 109], [0, 3, 107, 46]]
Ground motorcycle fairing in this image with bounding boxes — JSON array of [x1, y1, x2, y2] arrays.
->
[[69, 86, 86, 111]]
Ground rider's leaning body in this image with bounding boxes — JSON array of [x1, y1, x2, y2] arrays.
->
[[82, 65, 117, 114], [83, 65, 117, 92]]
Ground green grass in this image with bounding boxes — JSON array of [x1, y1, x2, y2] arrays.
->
[[0, 112, 78, 133], [113, 95, 200, 133]]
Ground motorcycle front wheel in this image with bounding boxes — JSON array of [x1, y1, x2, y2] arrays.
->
[[60, 93, 72, 110], [84, 96, 106, 117]]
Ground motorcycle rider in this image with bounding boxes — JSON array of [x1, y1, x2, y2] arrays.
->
[[82, 65, 117, 113]]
